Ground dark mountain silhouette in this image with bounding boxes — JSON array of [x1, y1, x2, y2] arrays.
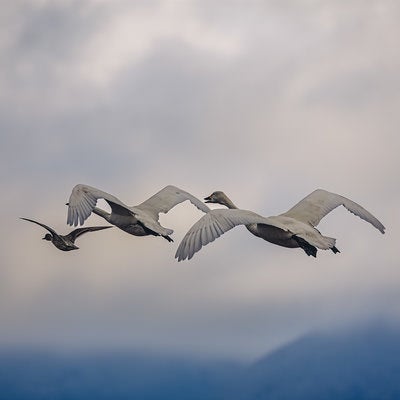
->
[[1, 324, 400, 399], [234, 324, 400, 400], [0, 349, 240, 400]]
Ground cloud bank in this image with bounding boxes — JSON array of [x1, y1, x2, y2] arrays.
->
[[0, 0, 398, 359]]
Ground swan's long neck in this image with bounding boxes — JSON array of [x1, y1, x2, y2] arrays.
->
[[220, 194, 258, 236], [220, 194, 238, 209], [92, 207, 111, 222]]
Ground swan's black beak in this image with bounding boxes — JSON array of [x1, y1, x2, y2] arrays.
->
[[204, 195, 212, 203]]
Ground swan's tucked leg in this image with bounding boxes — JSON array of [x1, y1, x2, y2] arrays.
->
[[331, 246, 340, 254], [292, 235, 317, 257]]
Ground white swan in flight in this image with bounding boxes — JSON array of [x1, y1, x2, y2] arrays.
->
[[175, 189, 385, 261], [67, 184, 210, 242]]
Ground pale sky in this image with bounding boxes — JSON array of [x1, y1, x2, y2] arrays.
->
[[0, 0, 398, 360]]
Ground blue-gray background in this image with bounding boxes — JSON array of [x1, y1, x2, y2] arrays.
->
[[1, 0, 398, 366]]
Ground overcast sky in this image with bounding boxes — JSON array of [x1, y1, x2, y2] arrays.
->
[[0, 0, 398, 360]]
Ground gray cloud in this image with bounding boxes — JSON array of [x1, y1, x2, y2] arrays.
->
[[0, 0, 398, 360]]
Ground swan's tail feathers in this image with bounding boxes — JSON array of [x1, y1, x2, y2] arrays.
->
[[331, 246, 340, 254], [293, 235, 317, 257], [163, 235, 174, 243], [294, 232, 340, 256]]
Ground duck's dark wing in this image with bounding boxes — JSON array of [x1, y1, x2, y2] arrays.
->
[[20, 217, 58, 237], [65, 226, 113, 242]]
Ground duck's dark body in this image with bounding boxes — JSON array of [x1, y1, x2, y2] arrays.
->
[[47, 234, 80, 251], [20, 217, 112, 251]]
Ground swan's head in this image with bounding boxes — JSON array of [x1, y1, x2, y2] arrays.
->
[[204, 191, 237, 209], [204, 191, 227, 205], [42, 233, 52, 241]]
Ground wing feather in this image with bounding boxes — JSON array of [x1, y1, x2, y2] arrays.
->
[[209, 221, 219, 241], [65, 226, 113, 241], [67, 184, 131, 226], [175, 209, 287, 261], [282, 189, 385, 233], [136, 185, 210, 221], [20, 217, 58, 237], [192, 229, 202, 255]]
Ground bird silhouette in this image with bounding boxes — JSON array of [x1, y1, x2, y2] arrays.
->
[[21, 217, 112, 251]]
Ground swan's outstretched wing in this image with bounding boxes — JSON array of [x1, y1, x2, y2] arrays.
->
[[67, 184, 132, 226], [175, 209, 288, 261], [20, 217, 58, 236], [136, 185, 210, 221], [282, 189, 385, 233], [65, 226, 113, 242]]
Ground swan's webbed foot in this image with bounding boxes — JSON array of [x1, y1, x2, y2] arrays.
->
[[302, 245, 317, 257], [293, 235, 317, 257], [163, 235, 174, 243], [331, 246, 340, 254]]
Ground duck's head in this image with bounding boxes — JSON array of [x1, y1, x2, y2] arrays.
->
[[42, 233, 52, 241]]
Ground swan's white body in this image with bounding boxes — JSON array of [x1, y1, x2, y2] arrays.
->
[[175, 189, 385, 261], [67, 184, 210, 242]]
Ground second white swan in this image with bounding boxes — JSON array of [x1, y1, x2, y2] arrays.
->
[[175, 189, 385, 261]]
